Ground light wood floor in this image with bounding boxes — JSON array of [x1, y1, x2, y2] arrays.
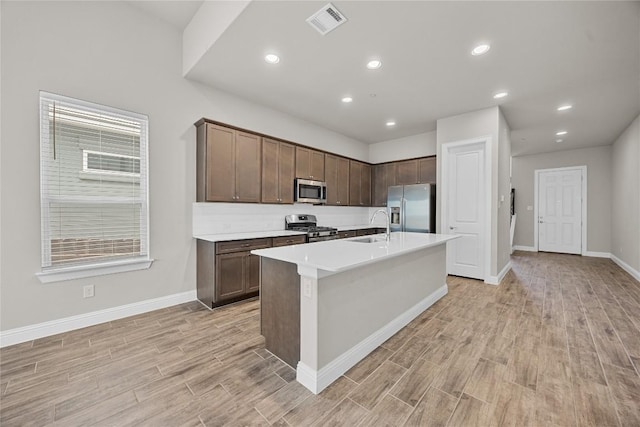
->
[[1, 252, 640, 426]]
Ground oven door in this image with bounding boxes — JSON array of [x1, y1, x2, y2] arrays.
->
[[308, 234, 339, 243], [295, 179, 327, 204]]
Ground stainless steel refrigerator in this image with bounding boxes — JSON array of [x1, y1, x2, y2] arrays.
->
[[387, 184, 436, 233]]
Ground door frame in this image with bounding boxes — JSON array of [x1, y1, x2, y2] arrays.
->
[[533, 165, 587, 255], [440, 136, 492, 282]]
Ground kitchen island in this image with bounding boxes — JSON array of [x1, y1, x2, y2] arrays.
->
[[252, 231, 458, 394]]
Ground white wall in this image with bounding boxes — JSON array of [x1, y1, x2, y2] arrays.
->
[[611, 115, 640, 272], [0, 1, 369, 332], [368, 131, 436, 164], [497, 110, 512, 272], [511, 146, 612, 253], [436, 106, 510, 278]]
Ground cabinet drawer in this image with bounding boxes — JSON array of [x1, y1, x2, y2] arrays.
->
[[216, 238, 271, 254], [272, 235, 307, 247], [336, 230, 357, 239]]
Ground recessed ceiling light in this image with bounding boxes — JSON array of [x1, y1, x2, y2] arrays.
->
[[557, 104, 573, 111], [493, 91, 508, 99], [555, 139, 564, 143], [341, 96, 353, 103], [471, 44, 490, 56], [386, 121, 396, 127], [556, 131, 568, 136], [264, 54, 280, 64], [367, 60, 382, 70]]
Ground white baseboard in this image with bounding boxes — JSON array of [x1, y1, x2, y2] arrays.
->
[[611, 254, 640, 282], [296, 284, 448, 394], [584, 251, 611, 259], [485, 261, 512, 286], [512, 245, 536, 252], [0, 291, 197, 348]]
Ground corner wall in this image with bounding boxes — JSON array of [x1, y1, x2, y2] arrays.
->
[[611, 115, 640, 274], [436, 106, 511, 279], [0, 1, 368, 332]]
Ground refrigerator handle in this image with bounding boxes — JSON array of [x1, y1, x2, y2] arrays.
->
[[401, 197, 406, 231]]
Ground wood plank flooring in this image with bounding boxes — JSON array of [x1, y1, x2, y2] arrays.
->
[[1, 251, 639, 426]]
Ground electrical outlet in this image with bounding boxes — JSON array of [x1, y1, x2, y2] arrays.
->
[[302, 277, 312, 298], [83, 285, 95, 298]]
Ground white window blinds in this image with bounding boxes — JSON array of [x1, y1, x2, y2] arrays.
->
[[39, 92, 149, 270]]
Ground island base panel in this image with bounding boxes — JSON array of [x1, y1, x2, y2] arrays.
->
[[260, 258, 300, 368]]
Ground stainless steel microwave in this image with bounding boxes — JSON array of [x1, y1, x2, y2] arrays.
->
[[294, 178, 327, 204]]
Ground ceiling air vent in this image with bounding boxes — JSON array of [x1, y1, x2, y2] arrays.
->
[[306, 3, 347, 35]]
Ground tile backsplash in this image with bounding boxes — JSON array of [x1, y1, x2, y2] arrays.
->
[[193, 203, 387, 236]]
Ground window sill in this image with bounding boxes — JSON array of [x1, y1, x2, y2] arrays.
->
[[36, 258, 154, 283]]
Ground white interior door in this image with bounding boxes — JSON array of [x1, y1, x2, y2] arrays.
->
[[446, 143, 486, 280], [538, 169, 582, 254]]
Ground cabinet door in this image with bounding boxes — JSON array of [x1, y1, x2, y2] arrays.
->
[[361, 163, 371, 206], [324, 154, 339, 205], [310, 150, 325, 181], [374, 162, 397, 206], [396, 159, 418, 185], [206, 124, 235, 202], [278, 142, 295, 204], [261, 138, 279, 203], [336, 157, 350, 205], [418, 157, 436, 183], [295, 147, 310, 179], [245, 253, 261, 293], [296, 147, 325, 181], [215, 252, 245, 301], [235, 132, 261, 203], [324, 154, 349, 206], [349, 161, 362, 206]]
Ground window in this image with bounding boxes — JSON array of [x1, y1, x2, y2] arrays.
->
[[83, 150, 140, 177], [38, 92, 151, 282]]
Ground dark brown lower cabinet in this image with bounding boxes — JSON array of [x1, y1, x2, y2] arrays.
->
[[197, 235, 306, 308], [215, 251, 262, 300], [197, 237, 271, 308], [356, 228, 385, 236], [336, 230, 357, 239]]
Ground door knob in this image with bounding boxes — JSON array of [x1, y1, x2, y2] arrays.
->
[[449, 226, 457, 230]]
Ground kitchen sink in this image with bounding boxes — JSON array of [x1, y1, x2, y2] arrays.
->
[[350, 236, 387, 243]]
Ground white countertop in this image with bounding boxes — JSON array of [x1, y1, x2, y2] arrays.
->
[[194, 230, 306, 242], [194, 225, 383, 242], [252, 232, 459, 273]]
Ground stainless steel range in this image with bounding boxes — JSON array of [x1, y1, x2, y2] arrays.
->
[[285, 214, 339, 243]]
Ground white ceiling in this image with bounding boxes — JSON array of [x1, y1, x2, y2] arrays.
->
[[139, 1, 640, 157]]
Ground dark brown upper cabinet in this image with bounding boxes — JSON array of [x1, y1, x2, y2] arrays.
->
[[372, 162, 397, 207], [262, 138, 295, 204], [197, 123, 261, 203], [295, 147, 325, 181], [349, 160, 372, 206], [418, 157, 437, 183], [325, 154, 350, 206], [396, 157, 437, 185]]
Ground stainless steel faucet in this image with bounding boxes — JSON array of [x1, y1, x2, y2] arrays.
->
[[370, 209, 391, 241]]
